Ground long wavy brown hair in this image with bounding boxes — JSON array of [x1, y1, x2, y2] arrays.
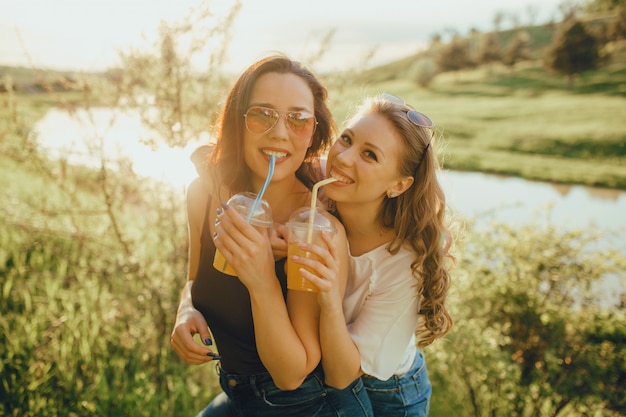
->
[[207, 54, 334, 193], [351, 95, 454, 347]]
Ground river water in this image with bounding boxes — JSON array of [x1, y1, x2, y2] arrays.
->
[[440, 170, 626, 251], [33, 107, 626, 257], [32, 107, 626, 305], [35, 108, 626, 245]]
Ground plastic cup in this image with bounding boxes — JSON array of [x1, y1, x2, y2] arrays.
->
[[286, 207, 336, 292], [213, 192, 273, 276]]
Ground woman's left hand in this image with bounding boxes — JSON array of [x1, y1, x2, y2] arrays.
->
[[213, 203, 278, 292], [269, 222, 288, 261]]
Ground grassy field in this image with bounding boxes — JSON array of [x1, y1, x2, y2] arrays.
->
[[325, 57, 626, 190], [2, 20, 626, 416], [4, 38, 626, 190]]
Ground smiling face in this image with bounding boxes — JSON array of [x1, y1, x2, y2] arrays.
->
[[325, 111, 414, 207], [243, 72, 315, 189]]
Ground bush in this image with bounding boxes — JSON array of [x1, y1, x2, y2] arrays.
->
[[0, 175, 220, 416], [427, 222, 626, 417], [410, 58, 438, 88]]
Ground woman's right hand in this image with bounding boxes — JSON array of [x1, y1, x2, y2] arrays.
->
[[170, 303, 220, 365], [290, 231, 344, 312], [213, 202, 279, 293]]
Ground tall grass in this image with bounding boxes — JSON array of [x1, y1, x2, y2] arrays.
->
[[0, 94, 221, 415], [2, 29, 625, 415]]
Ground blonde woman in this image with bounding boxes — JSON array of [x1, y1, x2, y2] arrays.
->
[[293, 94, 454, 416]]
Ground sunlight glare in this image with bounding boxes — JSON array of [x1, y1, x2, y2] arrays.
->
[[34, 108, 207, 190]]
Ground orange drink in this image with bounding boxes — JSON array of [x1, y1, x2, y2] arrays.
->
[[213, 249, 237, 276], [286, 207, 336, 292], [213, 192, 272, 276]]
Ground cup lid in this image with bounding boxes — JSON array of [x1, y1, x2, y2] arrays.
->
[[287, 207, 335, 232], [227, 192, 273, 228]]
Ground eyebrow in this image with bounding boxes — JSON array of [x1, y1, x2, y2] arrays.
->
[[250, 103, 312, 112]]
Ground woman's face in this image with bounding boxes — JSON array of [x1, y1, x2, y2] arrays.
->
[[324, 112, 412, 205], [243, 72, 315, 189]]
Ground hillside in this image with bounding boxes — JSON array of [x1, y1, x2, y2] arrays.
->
[[3, 10, 626, 190], [354, 12, 623, 85]]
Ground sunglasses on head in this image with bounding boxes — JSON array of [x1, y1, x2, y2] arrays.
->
[[380, 93, 435, 129], [244, 106, 318, 138], [381, 93, 433, 170]]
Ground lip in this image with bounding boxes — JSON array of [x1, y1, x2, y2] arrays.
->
[[262, 148, 289, 162], [328, 166, 354, 185]]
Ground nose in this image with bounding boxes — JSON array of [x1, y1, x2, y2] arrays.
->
[[269, 114, 290, 139], [334, 146, 356, 167]]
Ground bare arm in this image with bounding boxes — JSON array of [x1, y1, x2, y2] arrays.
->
[[170, 178, 219, 364], [301, 242, 420, 383], [213, 203, 322, 390], [291, 221, 360, 389]]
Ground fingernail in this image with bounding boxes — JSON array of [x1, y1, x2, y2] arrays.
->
[[207, 352, 222, 360], [212, 232, 217, 239], [216, 207, 223, 216], [215, 217, 220, 225], [204, 338, 213, 346], [221, 202, 230, 210]]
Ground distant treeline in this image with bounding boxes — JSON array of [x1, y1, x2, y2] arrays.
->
[[3, 2, 626, 94]]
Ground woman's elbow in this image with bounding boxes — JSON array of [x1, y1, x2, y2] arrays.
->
[[273, 374, 307, 391], [272, 363, 317, 390]]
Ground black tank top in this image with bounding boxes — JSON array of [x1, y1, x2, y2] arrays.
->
[[191, 195, 288, 374]]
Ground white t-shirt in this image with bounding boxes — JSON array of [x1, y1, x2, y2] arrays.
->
[[343, 243, 421, 380]]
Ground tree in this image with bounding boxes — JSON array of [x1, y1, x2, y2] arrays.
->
[[477, 33, 502, 67], [502, 31, 532, 67], [115, 0, 242, 148], [436, 35, 476, 73], [410, 58, 438, 88], [558, 0, 583, 22], [585, 0, 626, 13], [492, 11, 505, 33], [543, 20, 600, 87], [429, 33, 443, 48], [608, 4, 626, 40]]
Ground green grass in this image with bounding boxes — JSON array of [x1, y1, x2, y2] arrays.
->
[[2, 21, 626, 415], [1, 107, 220, 415], [325, 56, 626, 189]]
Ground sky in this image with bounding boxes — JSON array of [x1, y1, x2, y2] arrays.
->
[[1, 0, 568, 74]]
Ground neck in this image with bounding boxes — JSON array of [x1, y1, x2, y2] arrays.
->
[[336, 200, 394, 256], [255, 175, 310, 224]]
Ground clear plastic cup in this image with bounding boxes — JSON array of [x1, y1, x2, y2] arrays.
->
[[286, 207, 336, 292], [213, 192, 273, 276]]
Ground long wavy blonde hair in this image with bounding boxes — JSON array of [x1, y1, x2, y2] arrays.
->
[[353, 95, 454, 347]]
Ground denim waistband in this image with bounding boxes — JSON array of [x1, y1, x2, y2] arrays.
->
[[216, 362, 332, 416], [217, 363, 325, 392]]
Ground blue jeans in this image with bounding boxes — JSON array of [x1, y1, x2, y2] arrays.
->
[[362, 350, 432, 417], [196, 364, 373, 417]]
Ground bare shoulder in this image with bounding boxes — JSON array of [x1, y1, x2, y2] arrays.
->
[[186, 177, 210, 224]]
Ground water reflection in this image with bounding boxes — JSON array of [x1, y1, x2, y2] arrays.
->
[[439, 170, 626, 253], [34, 107, 626, 255], [33, 107, 206, 189]]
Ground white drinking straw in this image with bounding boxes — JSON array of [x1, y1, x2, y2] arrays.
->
[[306, 177, 338, 242]]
